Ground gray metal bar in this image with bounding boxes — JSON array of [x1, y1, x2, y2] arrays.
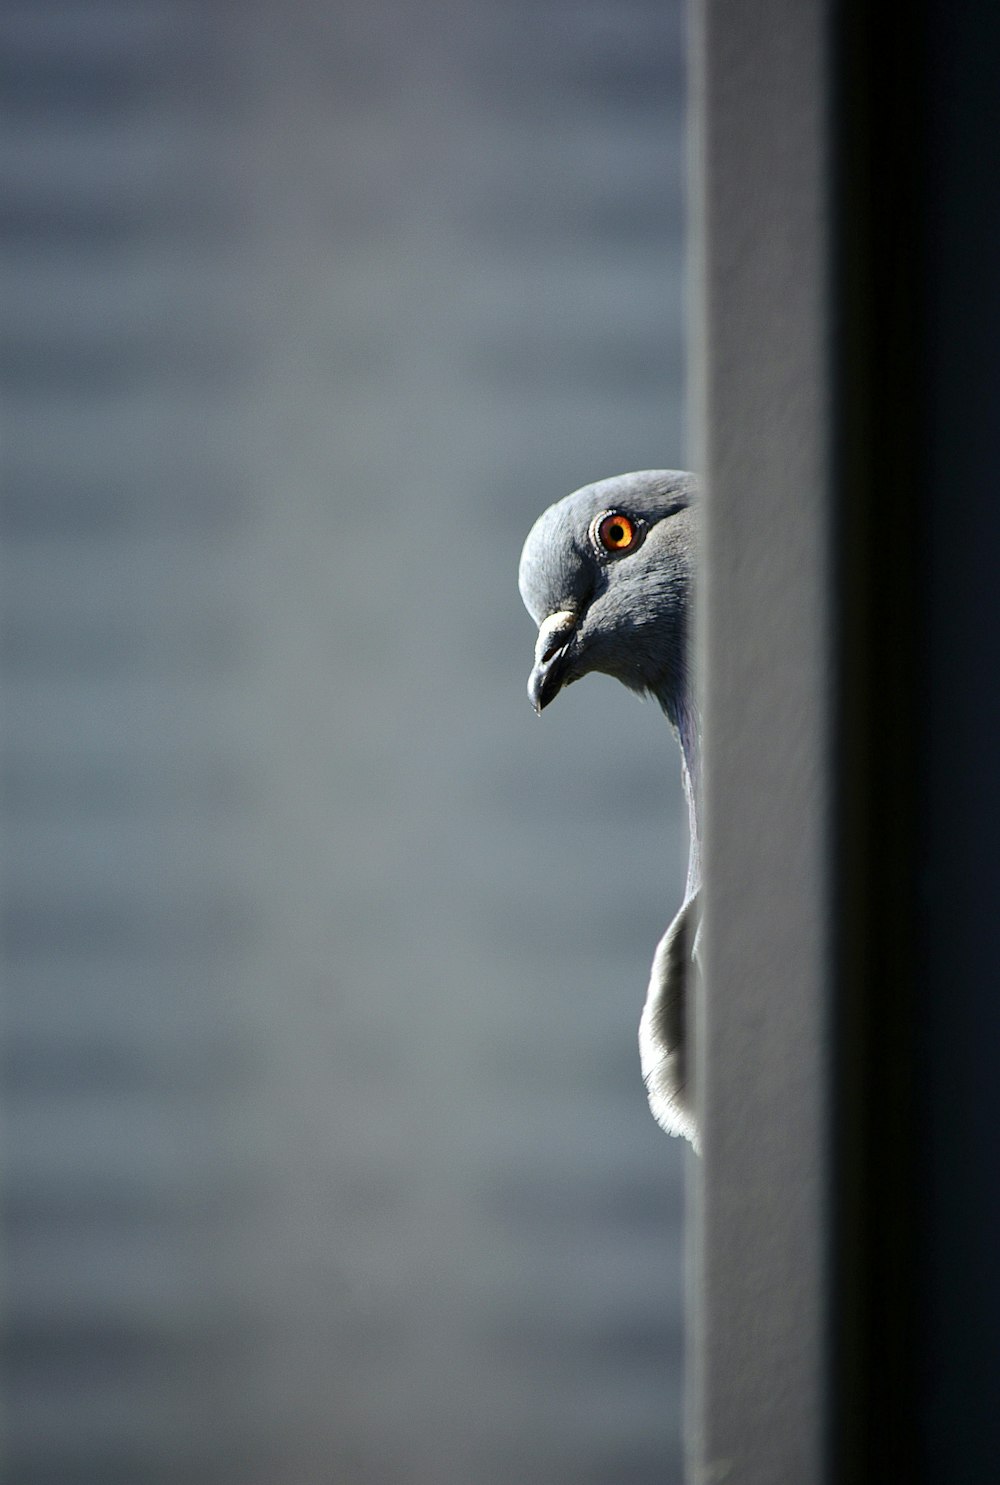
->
[[691, 3, 834, 1481], [691, 3, 1000, 1479]]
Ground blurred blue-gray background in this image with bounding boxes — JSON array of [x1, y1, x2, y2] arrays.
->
[[1, 2, 688, 1481]]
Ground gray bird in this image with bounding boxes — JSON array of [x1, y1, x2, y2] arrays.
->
[[518, 470, 700, 1146]]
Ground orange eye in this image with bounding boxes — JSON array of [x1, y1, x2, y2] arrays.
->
[[594, 510, 640, 554]]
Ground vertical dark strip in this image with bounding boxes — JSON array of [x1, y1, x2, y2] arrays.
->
[[834, 2, 1000, 1479], [832, 4, 924, 1480], [916, 2, 1000, 1479]]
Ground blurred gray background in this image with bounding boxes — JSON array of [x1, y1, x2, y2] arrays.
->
[[1, 1, 689, 1481]]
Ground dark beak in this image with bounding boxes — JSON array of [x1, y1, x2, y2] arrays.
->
[[527, 610, 578, 714]]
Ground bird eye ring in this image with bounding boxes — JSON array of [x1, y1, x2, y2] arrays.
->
[[592, 510, 642, 556]]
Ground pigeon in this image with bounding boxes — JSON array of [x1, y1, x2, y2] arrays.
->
[[518, 470, 700, 1145]]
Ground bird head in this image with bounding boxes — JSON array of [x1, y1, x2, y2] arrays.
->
[[518, 470, 697, 726]]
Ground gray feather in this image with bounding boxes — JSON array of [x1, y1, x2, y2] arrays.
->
[[519, 470, 701, 1145]]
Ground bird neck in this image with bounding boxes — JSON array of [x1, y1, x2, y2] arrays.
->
[[656, 688, 702, 899]]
